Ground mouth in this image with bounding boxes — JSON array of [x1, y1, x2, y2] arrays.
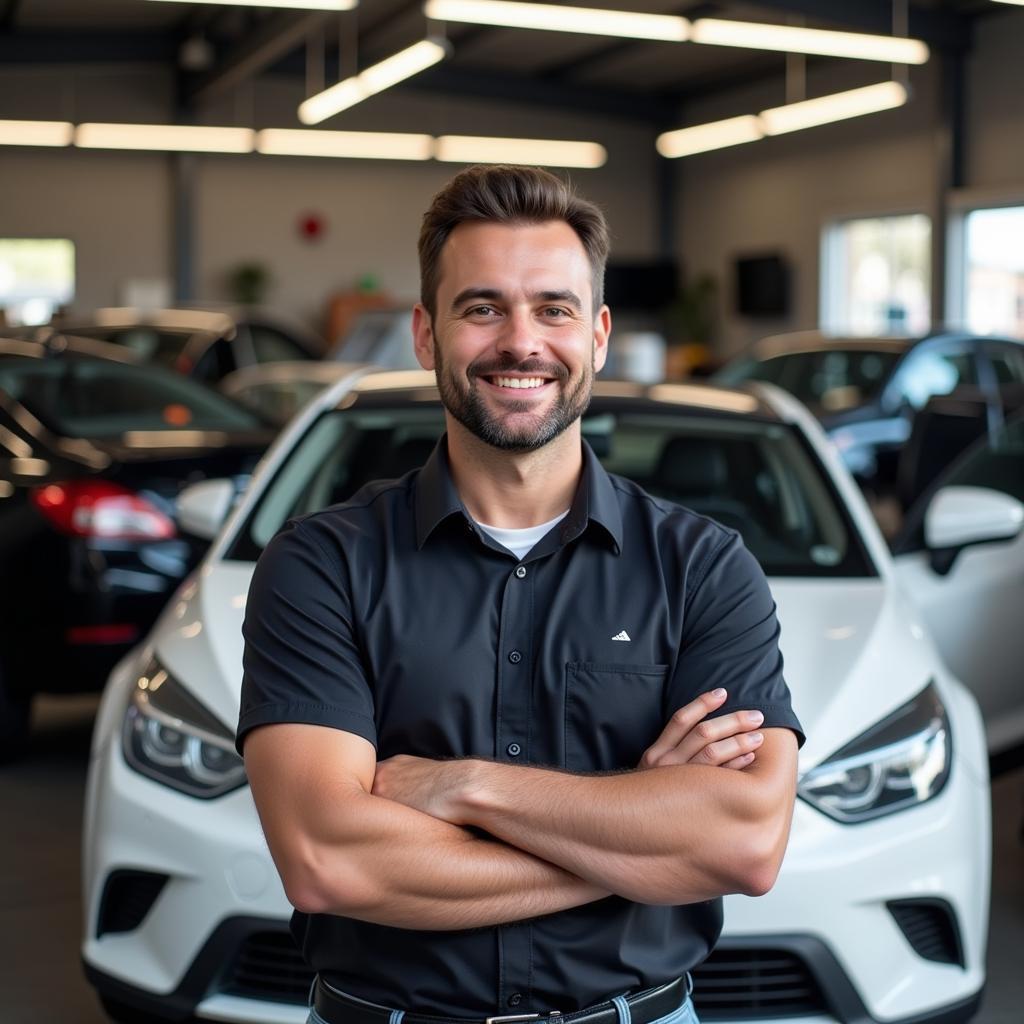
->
[[482, 375, 555, 392]]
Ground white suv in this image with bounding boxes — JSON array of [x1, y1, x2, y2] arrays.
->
[[83, 372, 995, 1024]]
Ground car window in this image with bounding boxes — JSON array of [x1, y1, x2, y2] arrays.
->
[[68, 327, 196, 370], [988, 345, 1024, 386], [893, 409, 1024, 553], [892, 347, 976, 409], [0, 356, 264, 437], [249, 324, 312, 363], [717, 349, 900, 410], [231, 378, 329, 424], [191, 337, 236, 384], [228, 401, 873, 577]]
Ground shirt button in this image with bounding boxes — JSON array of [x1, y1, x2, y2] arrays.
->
[[507, 743, 522, 757], [508, 650, 522, 664], [515, 565, 527, 579], [508, 993, 523, 1007]]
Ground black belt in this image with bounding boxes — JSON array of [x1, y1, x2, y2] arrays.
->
[[313, 976, 690, 1024]]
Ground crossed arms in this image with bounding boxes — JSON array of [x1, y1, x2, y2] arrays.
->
[[243, 689, 798, 931]]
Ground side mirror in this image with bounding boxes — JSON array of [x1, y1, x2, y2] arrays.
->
[[925, 485, 1024, 551], [177, 478, 236, 541]]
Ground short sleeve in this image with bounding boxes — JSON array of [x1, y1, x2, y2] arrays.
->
[[236, 518, 377, 755], [668, 531, 805, 747]]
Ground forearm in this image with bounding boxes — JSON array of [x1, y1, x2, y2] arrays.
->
[[454, 757, 790, 905], [281, 786, 608, 929]]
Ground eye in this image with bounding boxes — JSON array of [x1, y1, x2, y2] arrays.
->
[[541, 307, 573, 319], [466, 305, 499, 318]]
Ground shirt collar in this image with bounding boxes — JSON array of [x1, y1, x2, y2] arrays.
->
[[415, 434, 623, 556]]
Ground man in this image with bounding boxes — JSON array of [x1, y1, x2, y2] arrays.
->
[[239, 165, 804, 1024]]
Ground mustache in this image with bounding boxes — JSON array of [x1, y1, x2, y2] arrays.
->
[[468, 355, 569, 381]]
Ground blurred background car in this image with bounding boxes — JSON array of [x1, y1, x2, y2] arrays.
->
[[33, 306, 326, 386], [892, 405, 1024, 758], [326, 307, 419, 369], [715, 330, 1024, 497], [82, 371, 991, 1024], [0, 334, 275, 757], [219, 360, 366, 427]]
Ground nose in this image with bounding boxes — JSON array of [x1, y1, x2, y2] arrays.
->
[[496, 305, 543, 363]]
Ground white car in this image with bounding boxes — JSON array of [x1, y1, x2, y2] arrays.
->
[[82, 372, 998, 1024]]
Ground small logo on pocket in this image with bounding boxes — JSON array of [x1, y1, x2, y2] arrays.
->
[[611, 630, 631, 641]]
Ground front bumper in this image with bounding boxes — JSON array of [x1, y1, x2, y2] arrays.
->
[[82, 676, 990, 1024]]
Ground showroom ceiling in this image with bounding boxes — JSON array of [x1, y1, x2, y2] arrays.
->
[[0, 1, 999, 123]]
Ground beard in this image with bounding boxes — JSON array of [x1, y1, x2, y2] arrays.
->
[[433, 340, 594, 453]]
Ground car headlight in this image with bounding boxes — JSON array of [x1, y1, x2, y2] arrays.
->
[[798, 682, 950, 824], [122, 659, 246, 799]]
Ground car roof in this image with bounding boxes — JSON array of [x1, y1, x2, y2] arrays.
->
[[338, 369, 786, 422], [0, 333, 143, 364], [54, 307, 236, 337], [746, 328, 1024, 360]]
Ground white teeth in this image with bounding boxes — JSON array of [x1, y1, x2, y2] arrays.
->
[[495, 377, 546, 389]]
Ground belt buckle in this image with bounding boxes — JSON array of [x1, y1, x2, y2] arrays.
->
[[485, 1014, 545, 1024]]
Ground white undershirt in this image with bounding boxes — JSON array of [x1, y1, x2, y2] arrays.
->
[[475, 510, 571, 560]]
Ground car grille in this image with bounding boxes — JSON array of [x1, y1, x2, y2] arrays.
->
[[221, 929, 314, 1003], [692, 947, 828, 1019], [221, 933, 827, 1017], [887, 899, 965, 967], [96, 870, 169, 937]]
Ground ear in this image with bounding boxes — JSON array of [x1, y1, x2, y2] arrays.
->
[[412, 303, 435, 371], [592, 305, 611, 373]]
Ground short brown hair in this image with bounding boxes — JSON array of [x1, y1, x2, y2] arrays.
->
[[418, 164, 610, 319]]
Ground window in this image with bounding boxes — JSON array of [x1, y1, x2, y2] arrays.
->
[[822, 214, 931, 335], [0, 239, 75, 326], [890, 345, 976, 410], [249, 324, 311, 363], [988, 344, 1024, 386], [961, 206, 1024, 339]]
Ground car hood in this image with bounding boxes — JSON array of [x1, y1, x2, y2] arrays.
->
[[156, 566, 939, 771]]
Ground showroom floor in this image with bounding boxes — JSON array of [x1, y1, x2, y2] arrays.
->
[[1, 696, 1021, 1024]]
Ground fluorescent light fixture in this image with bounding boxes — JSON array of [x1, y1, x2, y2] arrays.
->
[[425, 0, 689, 42], [0, 119, 74, 147], [75, 123, 255, 153], [691, 18, 929, 64], [435, 135, 607, 167], [760, 81, 909, 135], [299, 39, 447, 125], [145, 0, 357, 10], [257, 128, 433, 160], [991, 1, 1024, 6], [656, 115, 763, 158]]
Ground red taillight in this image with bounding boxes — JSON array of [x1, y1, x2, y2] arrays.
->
[[66, 624, 139, 645], [32, 481, 176, 540]]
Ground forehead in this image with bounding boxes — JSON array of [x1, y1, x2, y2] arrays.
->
[[437, 220, 591, 297]]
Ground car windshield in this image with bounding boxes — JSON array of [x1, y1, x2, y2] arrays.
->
[[0, 356, 264, 437], [228, 398, 873, 577], [66, 327, 201, 370], [718, 348, 902, 411]]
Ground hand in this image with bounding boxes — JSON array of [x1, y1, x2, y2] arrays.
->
[[372, 754, 475, 823], [638, 689, 764, 771]]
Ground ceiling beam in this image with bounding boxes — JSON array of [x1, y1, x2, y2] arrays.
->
[[185, 10, 332, 105], [743, 0, 970, 52]]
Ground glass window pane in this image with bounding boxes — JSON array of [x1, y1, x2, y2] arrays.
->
[[824, 215, 931, 335], [0, 239, 75, 327], [964, 207, 1024, 339]]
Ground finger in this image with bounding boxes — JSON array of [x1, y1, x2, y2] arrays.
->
[[646, 730, 763, 769], [668, 709, 764, 765], [639, 688, 728, 768], [721, 752, 756, 770]]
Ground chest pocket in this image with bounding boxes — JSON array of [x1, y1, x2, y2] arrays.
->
[[564, 662, 669, 772]]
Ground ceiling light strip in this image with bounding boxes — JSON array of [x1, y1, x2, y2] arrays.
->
[[75, 123, 255, 153], [257, 128, 433, 160], [656, 116, 763, 158], [0, 119, 74, 147], [690, 18, 929, 64], [299, 39, 448, 125], [424, 0, 690, 42], [144, 0, 357, 10], [759, 81, 909, 135], [435, 135, 606, 167]]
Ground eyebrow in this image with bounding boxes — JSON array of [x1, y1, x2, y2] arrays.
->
[[450, 288, 584, 311]]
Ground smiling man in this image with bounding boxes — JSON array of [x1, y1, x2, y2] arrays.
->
[[239, 165, 804, 1024]]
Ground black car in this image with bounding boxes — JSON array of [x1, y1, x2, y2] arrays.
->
[[714, 330, 1024, 496], [0, 336, 276, 756], [33, 305, 326, 386]]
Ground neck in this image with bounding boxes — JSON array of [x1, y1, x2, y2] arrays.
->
[[446, 420, 583, 528]]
